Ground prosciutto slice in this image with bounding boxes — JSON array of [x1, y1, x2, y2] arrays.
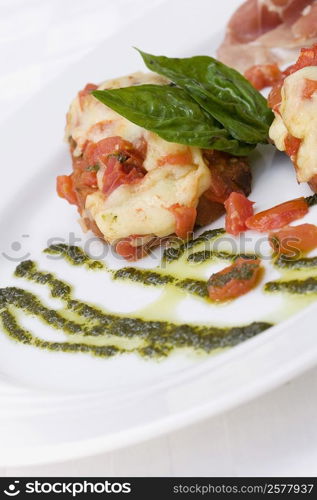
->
[[217, 0, 317, 72]]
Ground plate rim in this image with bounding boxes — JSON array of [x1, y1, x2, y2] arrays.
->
[[1, 0, 316, 467]]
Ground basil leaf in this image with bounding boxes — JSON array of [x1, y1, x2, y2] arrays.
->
[[92, 85, 254, 156], [137, 50, 273, 144]]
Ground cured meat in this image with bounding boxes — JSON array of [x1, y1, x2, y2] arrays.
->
[[217, 0, 317, 72]]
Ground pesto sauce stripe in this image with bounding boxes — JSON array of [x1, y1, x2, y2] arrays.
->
[[44, 244, 104, 270], [0, 259, 273, 359], [265, 277, 317, 294], [162, 228, 225, 263], [274, 255, 317, 270], [112, 267, 208, 298], [187, 250, 258, 264], [0, 308, 125, 358]]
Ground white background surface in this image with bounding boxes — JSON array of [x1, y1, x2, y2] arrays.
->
[[1, 0, 317, 477]]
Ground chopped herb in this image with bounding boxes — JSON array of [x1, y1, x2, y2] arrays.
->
[[107, 152, 130, 163], [86, 164, 100, 172], [306, 193, 317, 207]]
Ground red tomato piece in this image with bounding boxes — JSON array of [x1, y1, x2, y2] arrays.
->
[[291, 45, 317, 73], [157, 150, 192, 166], [78, 83, 98, 109], [83, 137, 147, 197], [267, 80, 283, 112], [269, 224, 317, 257], [115, 236, 148, 261], [168, 204, 197, 239], [268, 44, 317, 112], [56, 175, 77, 205], [83, 136, 135, 166], [244, 64, 282, 90], [224, 192, 254, 235], [80, 170, 98, 188], [284, 134, 301, 159], [102, 156, 145, 196], [302, 78, 317, 99], [245, 198, 309, 232], [207, 258, 262, 302]]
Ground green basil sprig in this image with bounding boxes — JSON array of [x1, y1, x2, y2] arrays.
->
[[137, 50, 273, 145], [93, 85, 254, 156], [92, 49, 273, 155]]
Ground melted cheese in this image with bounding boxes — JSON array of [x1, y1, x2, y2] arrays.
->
[[66, 72, 168, 156], [86, 150, 210, 242], [269, 66, 317, 182], [66, 72, 212, 243]]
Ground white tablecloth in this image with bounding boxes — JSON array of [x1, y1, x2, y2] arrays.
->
[[1, 0, 317, 477]]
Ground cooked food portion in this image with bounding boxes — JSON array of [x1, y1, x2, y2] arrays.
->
[[268, 44, 317, 191], [218, 0, 317, 72], [59, 72, 252, 259], [93, 50, 273, 153]]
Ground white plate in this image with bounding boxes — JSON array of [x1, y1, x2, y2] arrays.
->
[[1, 0, 317, 467]]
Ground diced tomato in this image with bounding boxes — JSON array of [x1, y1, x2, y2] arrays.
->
[[157, 149, 192, 166], [267, 80, 283, 112], [245, 198, 309, 232], [78, 83, 98, 97], [224, 192, 254, 235], [80, 170, 98, 188], [102, 156, 145, 196], [302, 79, 317, 99], [291, 45, 317, 74], [83, 136, 135, 166], [115, 236, 148, 261], [284, 134, 301, 159], [168, 204, 197, 239], [56, 175, 77, 205], [207, 258, 262, 302], [244, 64, 282, 90], [269, 224, 317, 257], [69, 156, 99, 212], [78, 83, 98, 109], [268, 44, 317, 112], [83, 136, 147, 197]]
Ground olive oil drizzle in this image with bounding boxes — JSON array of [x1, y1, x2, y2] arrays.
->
[[0, 260, 272, 359]]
